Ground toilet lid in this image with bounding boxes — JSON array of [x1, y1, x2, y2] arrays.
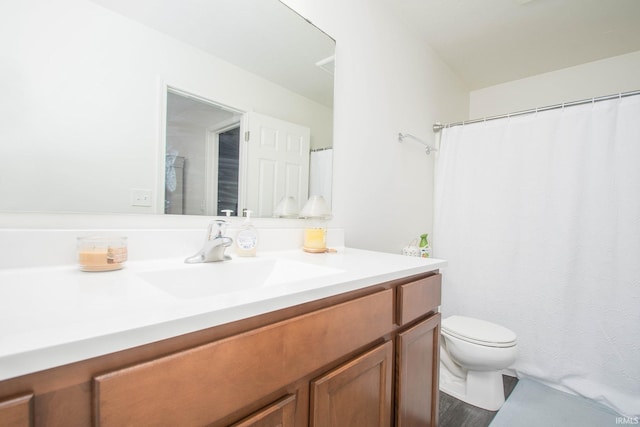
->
[[442, 315, 517, 348]]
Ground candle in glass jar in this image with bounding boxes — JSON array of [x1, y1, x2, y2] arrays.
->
[[303, 227, 326, 252], [77, 237, 128, 272]]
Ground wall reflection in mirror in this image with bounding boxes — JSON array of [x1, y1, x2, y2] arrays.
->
[[1, 0, 334, 218]]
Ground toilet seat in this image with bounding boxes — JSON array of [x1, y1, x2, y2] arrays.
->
[[442, 315, 517, 348]]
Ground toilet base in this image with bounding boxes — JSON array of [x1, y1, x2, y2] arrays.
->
[[439, 361, 506, 411]]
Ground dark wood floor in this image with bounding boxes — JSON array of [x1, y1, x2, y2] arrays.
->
[[439, 375, 519, 427]]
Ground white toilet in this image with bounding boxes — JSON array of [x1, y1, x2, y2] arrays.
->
[[439, 315, 518, 411]]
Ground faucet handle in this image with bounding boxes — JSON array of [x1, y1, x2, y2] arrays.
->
[[207, 219, 228, 240]]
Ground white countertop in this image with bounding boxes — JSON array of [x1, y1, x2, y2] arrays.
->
[[0, 248, 445, 381]]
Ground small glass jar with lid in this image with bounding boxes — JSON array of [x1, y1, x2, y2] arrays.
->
[[77, 236, 128, 271]]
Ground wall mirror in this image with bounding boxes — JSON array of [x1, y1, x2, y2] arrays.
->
[[0, 0, 335, 218]]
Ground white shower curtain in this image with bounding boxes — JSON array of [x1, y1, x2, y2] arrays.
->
[[433, 94, 640, 417], [309, 148, 333, 208]]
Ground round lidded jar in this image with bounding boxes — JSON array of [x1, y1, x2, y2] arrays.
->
[[77, 236, 128, 272]]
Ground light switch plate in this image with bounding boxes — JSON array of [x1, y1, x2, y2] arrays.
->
[[131, 189, 153, 207]]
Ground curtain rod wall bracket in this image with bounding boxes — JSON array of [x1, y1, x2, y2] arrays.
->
[[398, 132, 438, 155]]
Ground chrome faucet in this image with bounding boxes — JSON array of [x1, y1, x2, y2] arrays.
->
[[185, 220, 233, 263]]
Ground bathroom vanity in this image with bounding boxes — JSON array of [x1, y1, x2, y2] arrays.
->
[[0, 249, 444, 426]]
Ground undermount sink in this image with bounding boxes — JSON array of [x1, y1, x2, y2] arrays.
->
[[137, 258, 344, 299]]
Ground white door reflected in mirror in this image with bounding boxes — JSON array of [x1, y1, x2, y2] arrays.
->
[[245, 112, 310, 218]]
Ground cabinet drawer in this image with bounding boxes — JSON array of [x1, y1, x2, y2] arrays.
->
[[94, 289, 393, 427], [397, 274, 441, 325]]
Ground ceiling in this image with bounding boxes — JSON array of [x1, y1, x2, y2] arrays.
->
[[387, 0, 640, 90]]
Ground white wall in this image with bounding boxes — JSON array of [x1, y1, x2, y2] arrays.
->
[[0, 0, 332, 214], [281, 0, 469, 253], [470, 50, 640, 119]]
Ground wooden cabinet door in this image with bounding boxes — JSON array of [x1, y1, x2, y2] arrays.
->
[[0, 394, 33, 427], [231, 394, 296, 427], [396, 313, 441, 427], [310, 341, 393, 427]]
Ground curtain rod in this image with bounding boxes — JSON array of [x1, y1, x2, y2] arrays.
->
[[433, 89, 640, 132], [398, 132, 438, 155]]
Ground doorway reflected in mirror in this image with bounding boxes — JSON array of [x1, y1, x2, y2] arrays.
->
[[165, 90, 242, 216], [217, 127, 240, 216]]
